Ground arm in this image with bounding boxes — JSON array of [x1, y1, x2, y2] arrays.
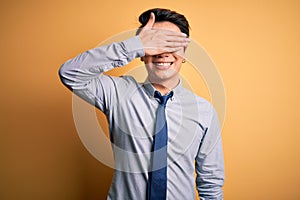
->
[[59, 36, 144, 112], [59, 12, 189, 111], [195, 107, 225, 199]]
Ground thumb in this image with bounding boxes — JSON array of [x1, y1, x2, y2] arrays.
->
[[144, 12, 155, 28]]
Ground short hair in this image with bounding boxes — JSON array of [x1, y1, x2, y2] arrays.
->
[[136, 8, 190, 37]]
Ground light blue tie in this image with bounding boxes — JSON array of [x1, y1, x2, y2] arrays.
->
[[148, 90, 173, 200]]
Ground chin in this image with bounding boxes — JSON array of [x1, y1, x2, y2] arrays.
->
[[150, 71, 178, 84]]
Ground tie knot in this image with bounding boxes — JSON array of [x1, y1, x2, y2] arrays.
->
[[154, 91, 173, 106]]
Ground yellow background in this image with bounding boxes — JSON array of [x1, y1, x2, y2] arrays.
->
[[1, 0, 300, 199]]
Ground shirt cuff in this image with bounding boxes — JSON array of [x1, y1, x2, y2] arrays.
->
[[122, 36, 145, 59]]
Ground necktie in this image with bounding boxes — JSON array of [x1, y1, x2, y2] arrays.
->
[[148, 90, 173, 200]]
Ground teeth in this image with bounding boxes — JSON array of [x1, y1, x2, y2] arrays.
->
[[156, 62, 172, 66]]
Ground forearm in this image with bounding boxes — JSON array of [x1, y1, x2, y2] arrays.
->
[[196, 136, 224, 199], [59, 36, 144, 91], [196, 107, 225, 199]]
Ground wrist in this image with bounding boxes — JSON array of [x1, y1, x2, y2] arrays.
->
[[122, 36, 145, 58]]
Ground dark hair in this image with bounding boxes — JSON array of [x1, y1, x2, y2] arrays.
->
[[136, 8, 190, 37]]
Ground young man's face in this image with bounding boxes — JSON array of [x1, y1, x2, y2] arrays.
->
[[141, 21, 185, 86]]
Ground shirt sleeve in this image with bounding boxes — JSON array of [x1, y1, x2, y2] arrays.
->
[[58, 36, 144, 112], [195, 106, 225, 199]]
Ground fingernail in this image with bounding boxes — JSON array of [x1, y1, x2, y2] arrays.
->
[[181, 33, 187, 37]]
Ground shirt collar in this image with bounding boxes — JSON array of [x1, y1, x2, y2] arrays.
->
[[142, 79, 184, 98]]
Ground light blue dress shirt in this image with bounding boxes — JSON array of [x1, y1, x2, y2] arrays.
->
[[59, 36, 224, 200]]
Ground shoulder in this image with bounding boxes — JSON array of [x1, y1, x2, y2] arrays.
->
[[103, 74, 140, 89], [179, 86, 213, 110], [178, 86, 217, 127]]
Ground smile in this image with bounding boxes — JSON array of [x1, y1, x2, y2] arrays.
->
[[153, 62, 174, 69]]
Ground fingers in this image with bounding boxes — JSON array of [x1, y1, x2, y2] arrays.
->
[[138, 14, 190, 56], [151, 28, 187, 37], [165, 36, 190, 44], [142, 36, 189, 56], [144, 12, 155, 28], [139, 12, 155, 35], [144, 46, 185, 57], [152, 29, 190, 45], [163, 34, 190, 49]]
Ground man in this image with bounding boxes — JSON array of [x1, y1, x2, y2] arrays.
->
[[59, 8, 224, 200]]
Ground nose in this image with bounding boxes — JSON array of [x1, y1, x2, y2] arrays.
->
[[154, 53, 171, 58]]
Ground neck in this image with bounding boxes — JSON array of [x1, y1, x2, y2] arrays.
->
[[149, 78, 180, 95]]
